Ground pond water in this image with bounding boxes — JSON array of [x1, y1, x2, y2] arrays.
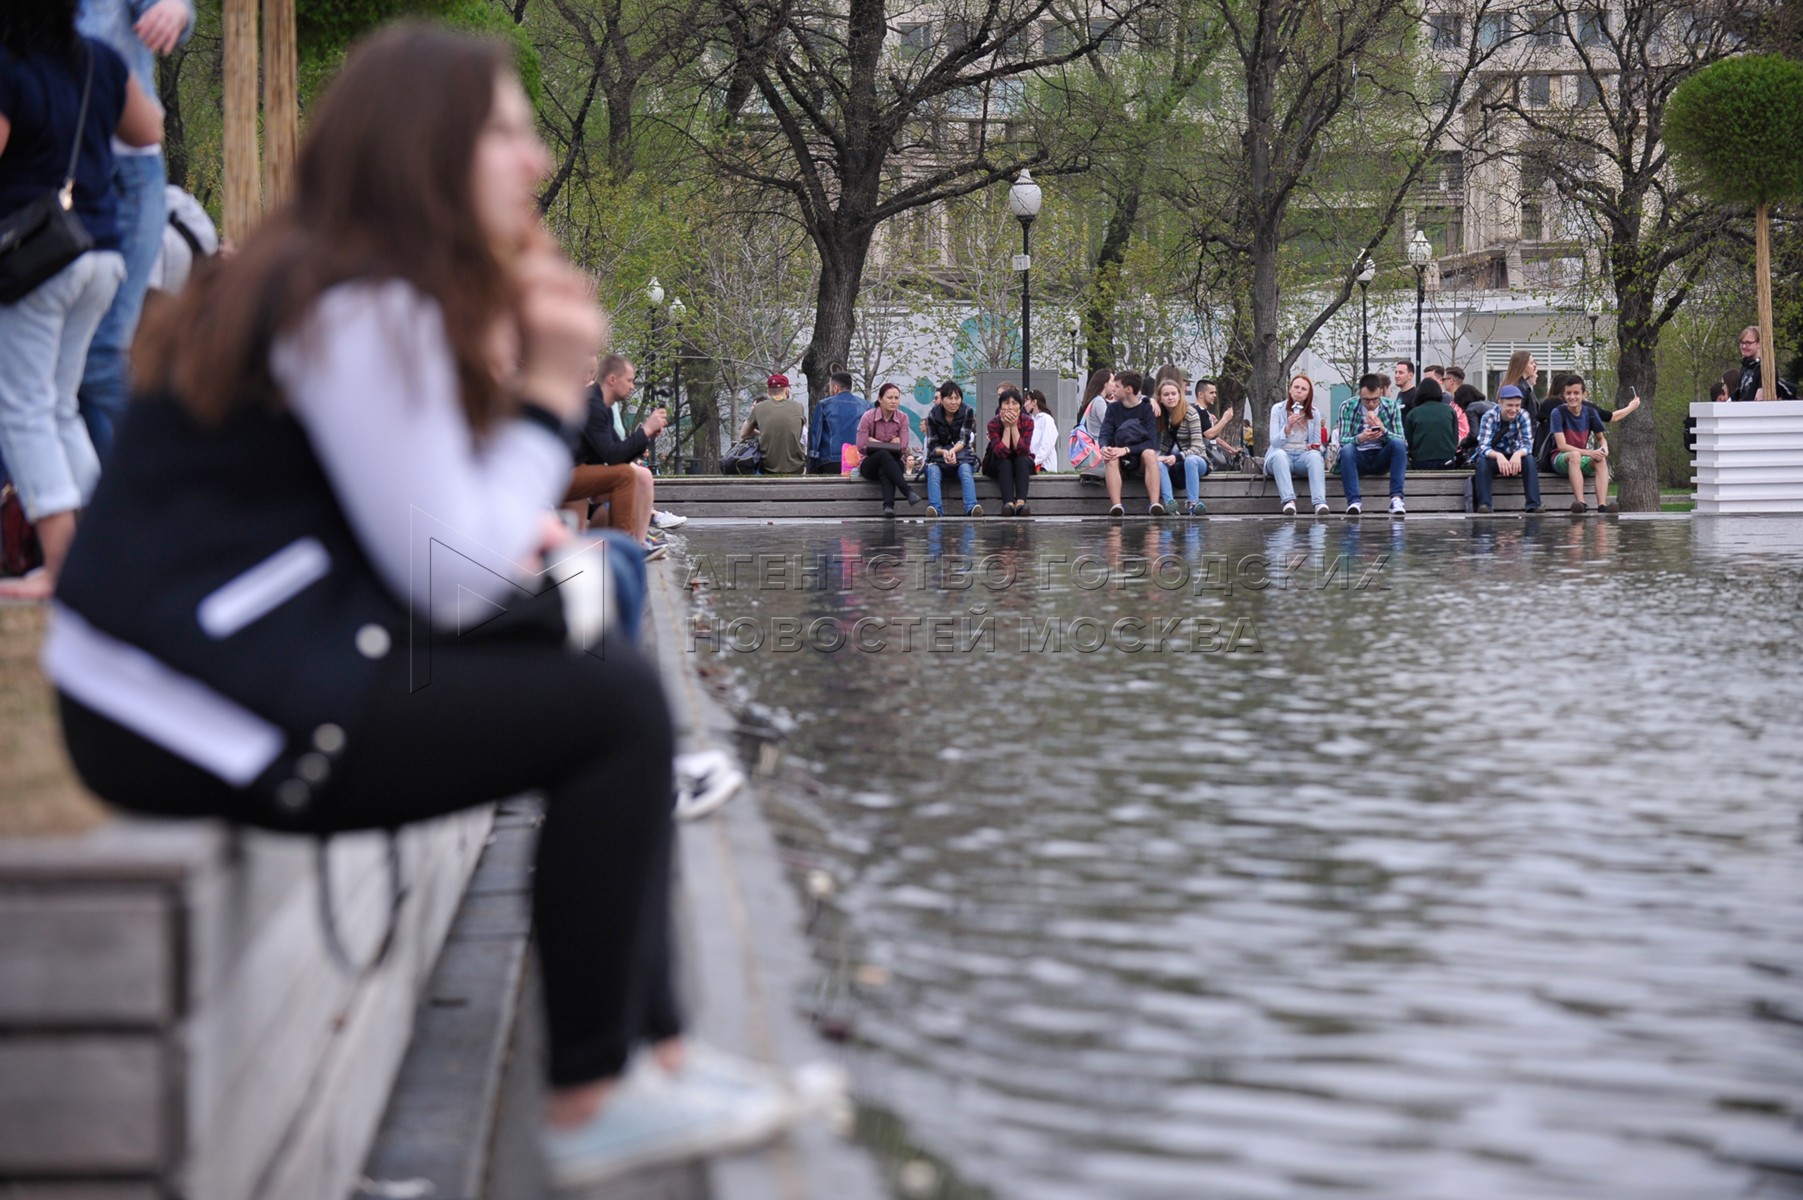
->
[[680, 515, 1803, 1200]]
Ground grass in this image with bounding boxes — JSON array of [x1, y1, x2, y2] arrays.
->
[[0, 605, 109, 836]]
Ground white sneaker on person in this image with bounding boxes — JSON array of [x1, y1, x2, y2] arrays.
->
[[652, 510, 688, 529], [1346, 501, 1362, 516], [674, 749, 746, 822], [1389, 495, 1406, 516], [1281, 501, 1297, 516], [542, 1050, 795, 1188]]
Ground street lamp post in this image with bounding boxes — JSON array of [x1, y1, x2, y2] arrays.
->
[[1587, 304, 1601, 378], [1008, 170, 1042, 393], [668, 295, 686, 475], [1407, 231, 1432, 371], [645, 277, 665, 468], [1356, 256, 1375, 378]]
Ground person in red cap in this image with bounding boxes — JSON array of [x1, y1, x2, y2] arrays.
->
[[738, 372, 806, 474]]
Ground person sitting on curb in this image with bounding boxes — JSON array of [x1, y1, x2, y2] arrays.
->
[[807, 370, 865, 473], [856, 382, 921, 517], [1100, 369, 1165, 516], [1472, 385, 1541, 513], [924, 379, 981, 516], [1549, 373, 1641, 514], [1403, 376, 1460, 470], [738, 373, 806, 475], [1335, 373, 1408, 516], [569, 354, 665, 560], [1264, 373, 1331, 516], [1024, 388, 1059, 472], [1154, 377, 1215, 515], [985, 388, 1036, 516]]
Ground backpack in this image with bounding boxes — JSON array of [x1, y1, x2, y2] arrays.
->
[[720, 437, 765, 476]]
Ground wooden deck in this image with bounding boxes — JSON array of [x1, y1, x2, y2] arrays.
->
[[655, 469, 1548, 519]]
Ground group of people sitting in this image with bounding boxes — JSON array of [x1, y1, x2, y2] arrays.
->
[[1261, 353, 1640, 517], [853, 380, 1055, 518]]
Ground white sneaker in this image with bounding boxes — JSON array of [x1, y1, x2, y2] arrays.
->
[[674, 749, 746, 821], [1346, 501, 1362, 516], [1389, 495, 1407, 516], [652, 510, 688, 529], [1281, 501, 1297, 516], [542, 1050, 794, 1188]]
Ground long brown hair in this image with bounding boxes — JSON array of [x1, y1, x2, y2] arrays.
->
[[136, 24, 521, 432], [1501, 349, 1535, 396], [1285, 373, 1316, 421], [1081, 366, 1112, 409]]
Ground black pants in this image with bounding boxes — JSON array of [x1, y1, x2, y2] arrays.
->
[[859, 447, 911, 504], [59, 637, 677, 1089], [991, 454, 1032, 505]]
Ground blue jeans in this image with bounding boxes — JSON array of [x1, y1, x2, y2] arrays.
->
[[1164, 454, 1209, 505], [1264, 447, 1326, 508], [926, 460, 976, 512], [1474, 454, 1542, 509], [78, 153, 166, 460], [0, 251, 123, 519], [1337, 437, 1407, 505]]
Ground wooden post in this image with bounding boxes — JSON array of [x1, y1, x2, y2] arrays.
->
[[1757, 200, 1776, 403], [262, 0, 299, 209], [221, 0, 260, 241]]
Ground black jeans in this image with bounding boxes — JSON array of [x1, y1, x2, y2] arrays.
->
[[59, 637, 678, 1089], [1473, 454, 1541, 509], [859, 446, 911, 504], [992, 454, 1032, 505]]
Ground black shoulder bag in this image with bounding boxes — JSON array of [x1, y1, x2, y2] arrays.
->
[[0, 44, 98, 304]]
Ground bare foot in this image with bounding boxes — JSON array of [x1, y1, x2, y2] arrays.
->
[[0, 569, 53, 601], [546, 1077, 616, 1130], [651, 1036, 686, 1074]]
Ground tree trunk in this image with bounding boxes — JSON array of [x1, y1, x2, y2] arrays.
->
[[683, 354, 724, 471], [1084, 174, 1144, 373], [1246, 219, 1284, 454], [799, 232, 872, 408], [605, 84, 635, 179], [1613, 294, 1660, 512]]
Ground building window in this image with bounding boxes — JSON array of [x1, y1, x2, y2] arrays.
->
[[1434, 151, 1465, 194], [943, 20, 970, 49], [1521, 201, 1543, 241], [897, 22, 930, 54], [1429, 12, 1462, 48], [1529, 10, 1559, 46], [1577, 10, 1605, 45], [1001, 26, 1032, 60], [1525, 74, 1551, 106], [1089, 19, 1123, 53], [1478, 13, 1512, 46], [1575, 74, 1602, 106], [1437, 73, 1459, 104], [1041, 21, 1070, 56]]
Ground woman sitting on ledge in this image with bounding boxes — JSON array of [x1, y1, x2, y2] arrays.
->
[[856, 382, 921, 517], [923, 379, 980, 517], [985, 387, 1035, 516], [42, 25, 791, 1187]]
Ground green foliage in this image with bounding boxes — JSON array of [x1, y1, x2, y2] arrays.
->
[[297, 0, 540, 105], [1665, 54, 1803, 207]]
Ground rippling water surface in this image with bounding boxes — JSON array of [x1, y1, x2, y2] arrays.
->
[[680, 515, 1803, 1199]]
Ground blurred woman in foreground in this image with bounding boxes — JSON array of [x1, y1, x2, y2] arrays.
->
[[44, 24, 790, 1186]]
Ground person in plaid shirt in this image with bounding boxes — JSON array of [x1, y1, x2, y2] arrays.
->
[[1471, 385, 1541, 513], [1335, 374, 1408, 516]]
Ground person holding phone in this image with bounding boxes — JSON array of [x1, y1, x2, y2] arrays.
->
[[44, 25, 793, 1185], [1264, 373, 1330, 516]]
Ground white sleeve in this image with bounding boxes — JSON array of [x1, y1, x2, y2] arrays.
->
[[272, 281, 571, 627]]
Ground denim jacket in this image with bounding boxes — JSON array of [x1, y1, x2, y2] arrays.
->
[[79, 0, 195, 96]]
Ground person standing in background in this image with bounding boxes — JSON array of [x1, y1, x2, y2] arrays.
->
[[0, 0, 165, 599], [75, 0, 193, 459]]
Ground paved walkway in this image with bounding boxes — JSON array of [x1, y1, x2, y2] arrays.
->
[[358, 543, 885, 1200]]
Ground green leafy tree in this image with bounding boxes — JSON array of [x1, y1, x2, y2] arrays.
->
[[1666, 53, 1803, 407]]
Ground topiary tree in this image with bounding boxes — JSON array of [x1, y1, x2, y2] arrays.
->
[[1666, 54, 1803, 404]]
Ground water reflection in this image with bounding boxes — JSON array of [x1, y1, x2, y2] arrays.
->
[[682, 517, 1803, 1200]]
